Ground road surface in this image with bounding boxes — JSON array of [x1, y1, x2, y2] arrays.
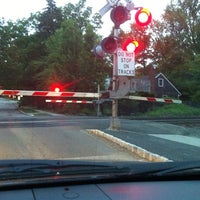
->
[[0, 97, 142, 161], [0, 97, 200, 161]]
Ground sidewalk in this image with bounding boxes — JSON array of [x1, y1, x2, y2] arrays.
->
[[88, 128, 200, 162]]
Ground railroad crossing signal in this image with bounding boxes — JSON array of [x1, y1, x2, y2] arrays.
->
[[93, 2, 152, 58], [93, 1, 153, 129]]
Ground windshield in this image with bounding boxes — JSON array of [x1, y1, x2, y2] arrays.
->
[[0, 0, 199, 186]]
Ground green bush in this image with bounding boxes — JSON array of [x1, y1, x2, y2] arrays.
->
[[142, 103, 200, 117]]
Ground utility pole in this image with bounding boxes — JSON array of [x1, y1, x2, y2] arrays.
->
[[97, 84, 102, 117], [109, 28, 121, 130]]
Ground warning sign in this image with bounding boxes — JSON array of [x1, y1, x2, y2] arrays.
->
[[117, 49, 135, 76]]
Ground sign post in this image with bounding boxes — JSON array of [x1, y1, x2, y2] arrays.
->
[[109, 28, 121, 130]]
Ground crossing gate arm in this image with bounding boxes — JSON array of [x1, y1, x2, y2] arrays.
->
[[0, 90, 20, 96], [122, 95, 182, 104], [0, 90, 100, 98], [45, 100, 93, 104]]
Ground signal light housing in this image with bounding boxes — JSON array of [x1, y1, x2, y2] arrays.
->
[[92, 45, 105, 58], [101, 36, 118, 54], [110, 6, 130, 28], [135, 8, 152, 26], [92, 36, 118, 58]]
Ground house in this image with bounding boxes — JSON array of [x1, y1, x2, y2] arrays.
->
[[153, 73, 181, 98], [130, 72, 182, 98], [130, 76, 151, 94]]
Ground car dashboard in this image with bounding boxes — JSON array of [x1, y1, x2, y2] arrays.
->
[[0, 180, 199, 199]]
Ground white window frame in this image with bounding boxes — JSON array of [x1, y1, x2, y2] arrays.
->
[[158, 78, 164, 87]]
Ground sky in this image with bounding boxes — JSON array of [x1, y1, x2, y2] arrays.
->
[[0, 0, 171, 36]]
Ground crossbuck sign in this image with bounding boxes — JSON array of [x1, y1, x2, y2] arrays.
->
[[117, 48, 135, 76]]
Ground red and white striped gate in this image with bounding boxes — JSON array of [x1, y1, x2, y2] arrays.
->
[[0, 89, 182, 104], [45, 99, 93, 104], [123, 95, 182, 104], [0, 90, 99, 98]]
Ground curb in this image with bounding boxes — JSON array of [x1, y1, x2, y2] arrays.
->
[[87, 129, 171, 162]]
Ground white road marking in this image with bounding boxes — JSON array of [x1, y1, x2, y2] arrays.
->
[[150, 134, 200, 147]]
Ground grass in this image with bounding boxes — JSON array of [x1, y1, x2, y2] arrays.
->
[[142, 103, 200, 118], [19, 106, 37, 113], [19, 106, 50, 116], [19, 103, 200, 118]]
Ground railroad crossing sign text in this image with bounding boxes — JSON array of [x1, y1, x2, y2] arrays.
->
[[117, 49, 135, 76]]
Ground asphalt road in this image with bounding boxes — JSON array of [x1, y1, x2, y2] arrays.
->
[[0, 97, 200, 161], [0, 98, 142, 161]]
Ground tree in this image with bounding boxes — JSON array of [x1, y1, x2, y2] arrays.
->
[[0, 19, 31, 89], [146, 0, 200, 102], [37, 0, 63, 39], [187, 54, 200, 102], [0, 0, 109, 93], [151, 0, 200, 70], [36, 0, 109, 92]]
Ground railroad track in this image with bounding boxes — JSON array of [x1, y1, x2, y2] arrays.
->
[[128, 117, 200, 127], [149, 118, 200, 127]]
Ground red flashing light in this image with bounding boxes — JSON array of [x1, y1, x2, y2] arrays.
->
[[54, 87, 60, 92], [122, 38, 139, 53], [50, 83, 64, 92], [135, 8, 152, 26]]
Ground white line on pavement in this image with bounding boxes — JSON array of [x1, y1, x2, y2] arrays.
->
[[150, 134, 200, 147]]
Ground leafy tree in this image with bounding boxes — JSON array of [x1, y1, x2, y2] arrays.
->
[[0, 0, 109, 94], [35, 0, 109, 92], [187, 54, 200, 102], [148, 0, 200, 102], [151, 0, 200, 70], [37, 0, 63, 39], [0, 19, 30, 89]]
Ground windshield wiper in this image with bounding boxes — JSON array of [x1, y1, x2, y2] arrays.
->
[[152, 161, 200, 176], [2, 160, 198, 177], [0, 160, 200, 186], [124, 161, 200, 178], [0, 159, 131, 180]]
